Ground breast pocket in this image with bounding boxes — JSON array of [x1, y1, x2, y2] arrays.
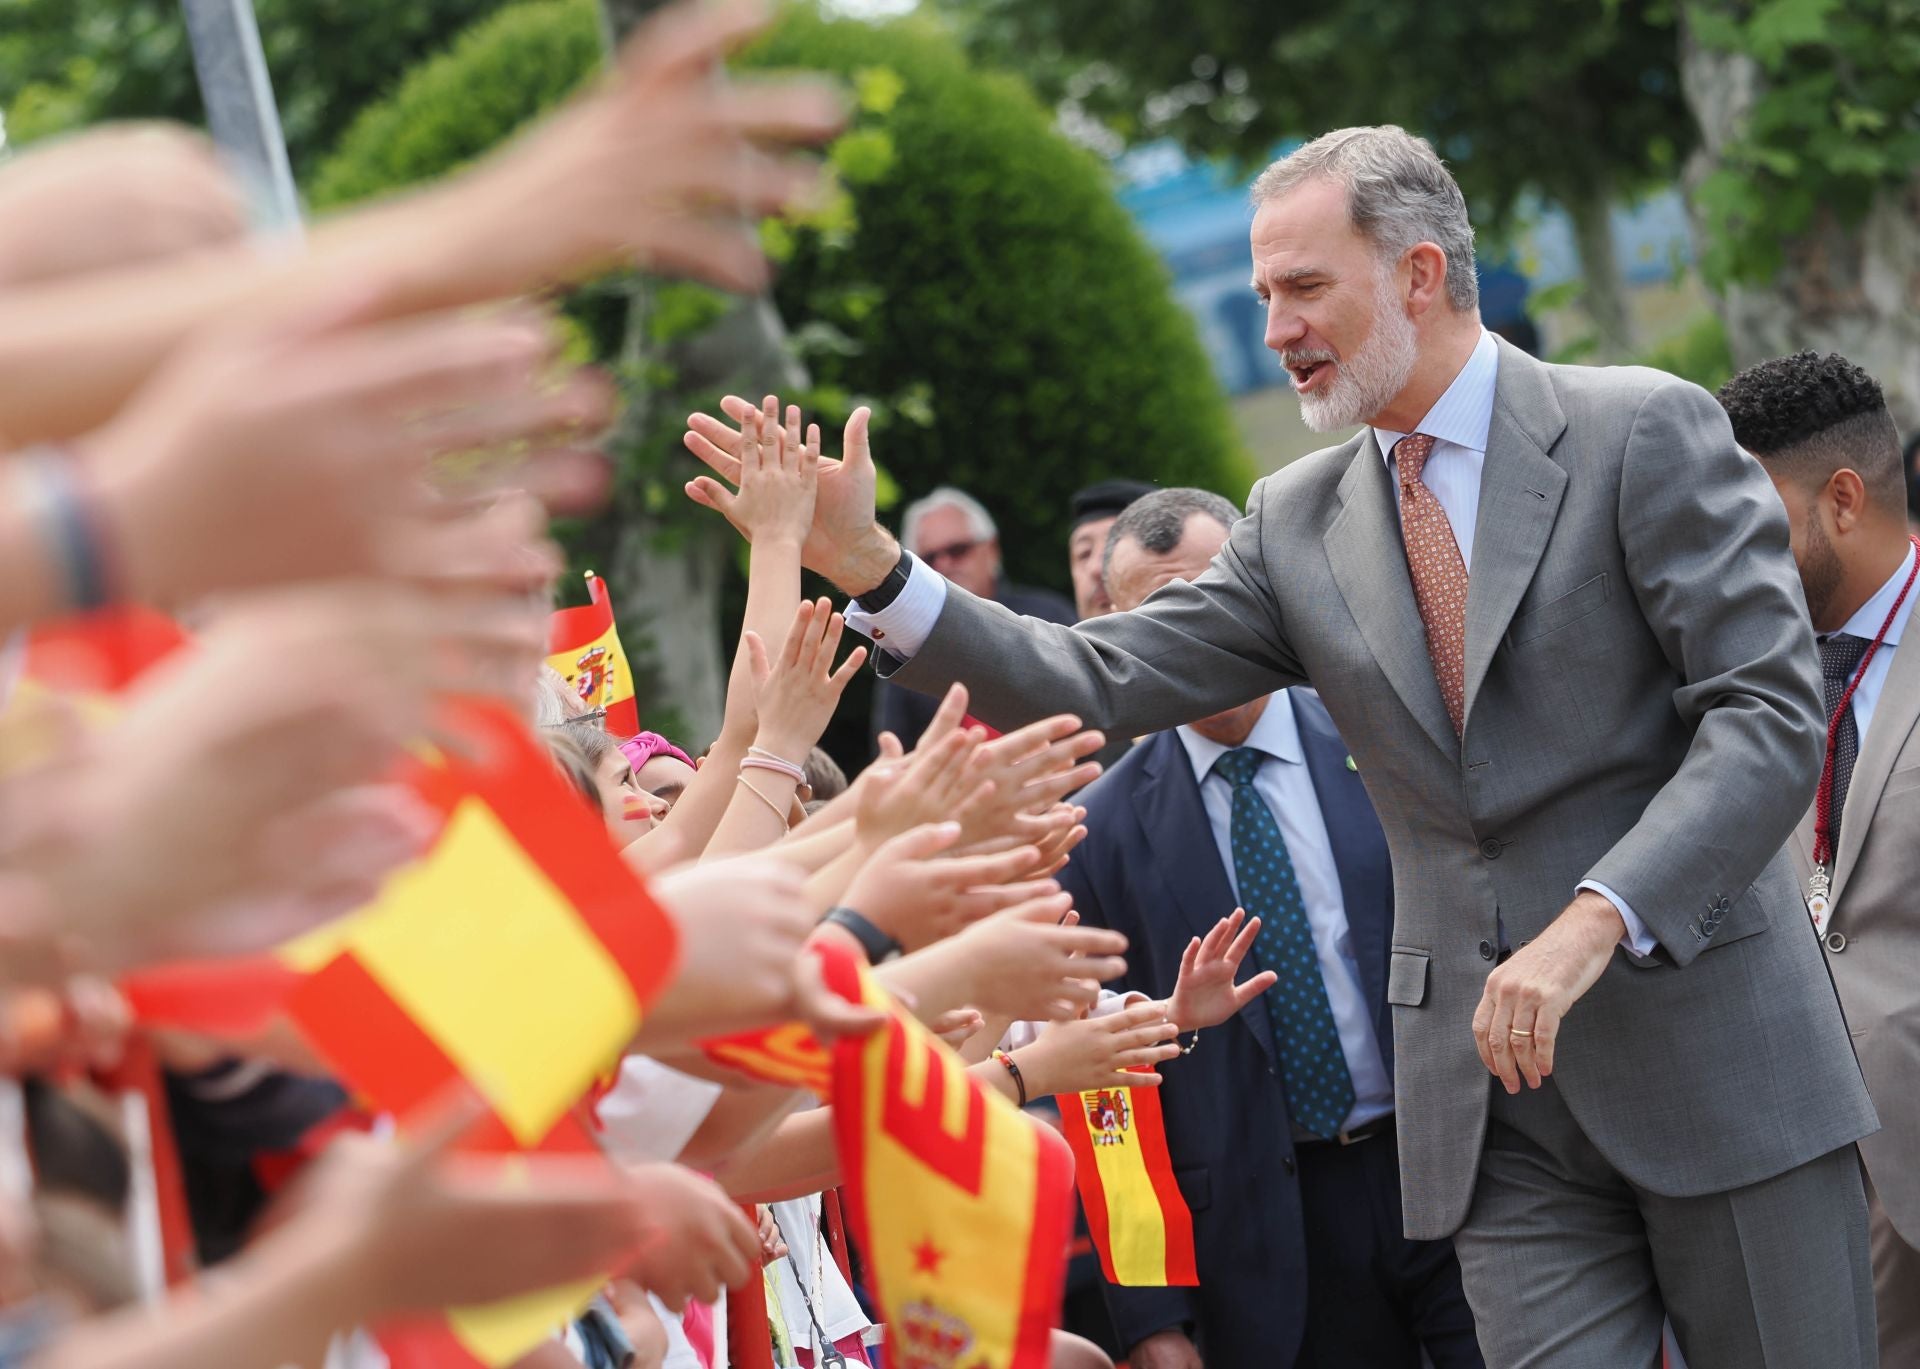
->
[[1507, 573, 1611, 647]]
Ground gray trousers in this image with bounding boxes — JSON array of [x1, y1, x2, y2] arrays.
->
[[1450, 1079, 1876, 1369]]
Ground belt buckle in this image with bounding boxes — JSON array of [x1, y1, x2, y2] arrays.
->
[[1336, 1126, 1360, 1146]]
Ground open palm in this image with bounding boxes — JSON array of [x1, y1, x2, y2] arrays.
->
[[684, 394, 881, 584]]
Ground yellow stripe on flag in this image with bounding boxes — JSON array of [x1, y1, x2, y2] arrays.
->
[[341, 797, 642, 1145], [545, 620, 633, 713], [1078, 1089, 1172, 1284]]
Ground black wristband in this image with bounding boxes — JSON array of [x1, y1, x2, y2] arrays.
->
[[994, 1050, 1028, 1107], [851, 548, 914, 613], [822, 906, 902, 964]]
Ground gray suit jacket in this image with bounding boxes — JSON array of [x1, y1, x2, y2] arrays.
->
[[882, 338, 1876, 1239], [1790, 590, 1920, 1244]]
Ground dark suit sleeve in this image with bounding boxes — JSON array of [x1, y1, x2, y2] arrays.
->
[[1584, 379, 1826, 963], [882, 483, 1305, 739], [1053, 833, 1201, 1353]]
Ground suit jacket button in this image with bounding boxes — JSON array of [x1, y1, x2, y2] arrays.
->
[[1479, 838, 1502, 860], [1282, 1155, 1297, 1177], [1825, 931, 1848, 954], [1479, 940, 1495, 960]]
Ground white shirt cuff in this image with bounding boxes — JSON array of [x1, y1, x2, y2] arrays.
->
[[1578, 880, 1659, 957], [842, 553, 947, 659]]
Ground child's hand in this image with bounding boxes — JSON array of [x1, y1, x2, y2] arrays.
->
[[728, 397, 819, 547], [1167, 908, 1276, 1033]]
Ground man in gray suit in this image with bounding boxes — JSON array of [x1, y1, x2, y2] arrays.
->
[[1719, 350, 1920, 1362], [682, 126, 1877, 1366]]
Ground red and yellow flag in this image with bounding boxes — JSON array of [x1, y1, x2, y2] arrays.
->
[[697, 1020, 834, 1096], [823, 948, 1073, 1369], [547, 571, 638, 737], [1055, 1078, 1196, 1287], [121, 700, 682, 1367]]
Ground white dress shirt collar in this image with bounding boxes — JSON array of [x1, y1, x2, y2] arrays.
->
[[1176, 692, 1300, 785], [1831, 541, 1918, 648], [1373, 328, 1499, 464]]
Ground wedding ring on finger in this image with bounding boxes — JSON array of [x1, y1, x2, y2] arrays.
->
[[1508, 1028, 1534, 1039]]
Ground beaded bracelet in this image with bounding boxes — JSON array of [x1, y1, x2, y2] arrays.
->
[[992, 1049, 1028, 1107]]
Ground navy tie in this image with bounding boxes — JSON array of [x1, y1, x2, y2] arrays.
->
[[1213, 747, 1355, 1139], [1820, 632, 1871, 852]]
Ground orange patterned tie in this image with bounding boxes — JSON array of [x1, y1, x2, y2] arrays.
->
[[1394, 433, 1469, 733]]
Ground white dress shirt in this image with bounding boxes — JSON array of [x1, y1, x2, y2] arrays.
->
[[1826, 541, 1916, 746], [1176, 691, 1394, 1132], [848, 327, 1655, 953]]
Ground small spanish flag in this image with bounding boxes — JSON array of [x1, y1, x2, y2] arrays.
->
[[823, 947, 1073, 1369], [1055, 1078, 1196, 1287], [697, 1020, 833, 1096], [547, 571, 639, 737]]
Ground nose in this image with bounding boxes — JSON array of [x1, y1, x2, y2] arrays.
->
[[1264, 296, 1306, 355]]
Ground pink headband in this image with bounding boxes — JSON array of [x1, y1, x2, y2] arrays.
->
[[619, 731, 695, 773]]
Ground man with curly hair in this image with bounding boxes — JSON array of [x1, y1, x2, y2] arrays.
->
[[1721, 350, 1920, 1362]]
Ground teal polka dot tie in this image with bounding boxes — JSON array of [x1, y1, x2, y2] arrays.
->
[[1214, 746, 1356, 1139]]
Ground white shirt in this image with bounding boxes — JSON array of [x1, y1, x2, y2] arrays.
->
[[849, 328, 1655, 954], [1825, 542, 1916, 746], [1176, 692, 1393, 1132], [768, 1193, 874, 1354]]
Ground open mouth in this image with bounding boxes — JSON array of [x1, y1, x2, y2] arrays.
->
[[1287, 359, 1335, 393]]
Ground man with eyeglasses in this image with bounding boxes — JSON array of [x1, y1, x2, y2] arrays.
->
[[869, 485, 1075, 751]]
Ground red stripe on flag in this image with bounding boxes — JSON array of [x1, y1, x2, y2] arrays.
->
[[379, 1318, 489, 1369], [119, 955, 303, 1034], [605, 697, 640, 739], [1056, 1093, 1119, 1284], [1018, 1122, 1076, 1368], [288, 953, 462, 1120], [1130, 1083, 1197, 1284]]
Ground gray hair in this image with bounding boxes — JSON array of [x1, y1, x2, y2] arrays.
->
[[901, 486, 997, 553], [1251, 126, 1479, 313], [1102, 487, 1244, 586]]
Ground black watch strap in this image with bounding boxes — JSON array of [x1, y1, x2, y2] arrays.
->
[[823, 906, 903, 963], [852, 548, 914, 613]]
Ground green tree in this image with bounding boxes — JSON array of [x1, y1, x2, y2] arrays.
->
[[1679, 0, 1920, 425], [939, 0, 1693, 358], [0, 0, 515, 176], [310, 0, 1246, 749]]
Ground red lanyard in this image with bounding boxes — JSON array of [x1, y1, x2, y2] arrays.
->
[[1811, 534, 1920, 867]]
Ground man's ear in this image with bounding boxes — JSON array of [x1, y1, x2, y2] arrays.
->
[[1405, 241, 1450, 318], [1828, 468, 1873, 533]]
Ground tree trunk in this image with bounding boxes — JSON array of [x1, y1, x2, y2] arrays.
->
[[1563, 178, 1635, 360], [594, 0, 809, 749], [1678, 14, 1920, 428]]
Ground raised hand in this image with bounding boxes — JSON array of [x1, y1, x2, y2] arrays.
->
[[1015, 1001, 1183, 1095], [84, 294, 611, 607], [685, 394, 898, 592], [841, 822, 1051, 952], [1167, 908, 1278, 1033], [464, 0, 846, 295], [952, 716, 1106, 849], [944, 895, 1129, 1022], [743, 597, 868, 763], [708, 398, 820, 549]]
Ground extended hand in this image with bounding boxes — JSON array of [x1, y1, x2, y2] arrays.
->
[[1167, 908, 1277, 1033], [1470, 891, 1623, 1091], [684, 394, 898, 591]]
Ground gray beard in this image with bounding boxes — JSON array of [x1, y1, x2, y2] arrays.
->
[[1295, 281, 1420, 433]]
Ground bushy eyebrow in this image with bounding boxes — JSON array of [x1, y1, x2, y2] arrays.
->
[[1251, 266, 1328, 293]]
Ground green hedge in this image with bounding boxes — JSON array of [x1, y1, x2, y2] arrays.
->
[[307, 0, 1250, 595]]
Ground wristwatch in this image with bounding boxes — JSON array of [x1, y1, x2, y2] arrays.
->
[[852, 548, 915, 613], [822, 906, 903, 964]]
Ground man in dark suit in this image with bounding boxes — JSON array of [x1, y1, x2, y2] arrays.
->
[[1057, 488, 1481, 1369], [870, 484, 1074, 750]]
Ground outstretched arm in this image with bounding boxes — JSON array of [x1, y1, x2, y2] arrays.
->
[[684, 395, 1304, 741]]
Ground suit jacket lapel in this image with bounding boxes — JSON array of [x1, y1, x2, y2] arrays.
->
[[1461, 340, 1569, 725], [1136, 732, 1276, 1065], [1832, 596, 1920, 909], [1325, 430, 1460, 760]]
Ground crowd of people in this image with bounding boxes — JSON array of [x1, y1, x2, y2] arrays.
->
[[0, 6, 1913, 1369]]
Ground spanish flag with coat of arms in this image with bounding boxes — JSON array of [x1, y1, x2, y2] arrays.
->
[[1055, 1077, 1197, 1287], [547, 571, 639, 737]]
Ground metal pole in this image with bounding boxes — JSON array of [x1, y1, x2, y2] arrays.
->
[[179, 0, 302, 235]]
